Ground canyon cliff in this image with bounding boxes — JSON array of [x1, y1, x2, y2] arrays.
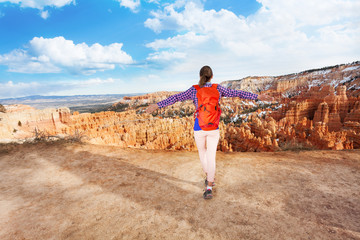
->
[[0, 105, 71, 141], [220, 61, 360, 98], [1, 62, 359, 152]]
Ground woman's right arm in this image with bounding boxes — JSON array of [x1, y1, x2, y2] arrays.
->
[[146, 86, 194, 114]]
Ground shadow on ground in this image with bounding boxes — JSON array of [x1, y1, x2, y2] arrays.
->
[[0, 142, 359, 239]]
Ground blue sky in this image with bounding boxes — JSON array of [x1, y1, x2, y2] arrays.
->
[[0, 0, 359, 98]]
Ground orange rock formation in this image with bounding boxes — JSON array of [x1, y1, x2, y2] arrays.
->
[[1, 62, 359, 151]]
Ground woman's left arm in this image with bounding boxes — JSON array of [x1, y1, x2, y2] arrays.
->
[[217, 85, 258, 100], [146, 103, 159, 114], [257, 93, 273, 101], [217, 85, 274, 101]]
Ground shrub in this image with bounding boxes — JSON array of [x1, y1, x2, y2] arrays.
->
[[64, 129, 86, 143], [0, 104, 5, 113], [279, 140, 315, 152], [108, 103, 130, 112]]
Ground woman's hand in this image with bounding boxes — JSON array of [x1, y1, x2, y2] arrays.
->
[[145, 104, 159, 114], [257, 93, 274, 102]]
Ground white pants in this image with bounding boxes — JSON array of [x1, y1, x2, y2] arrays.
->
[[194, 129, 220, 182]]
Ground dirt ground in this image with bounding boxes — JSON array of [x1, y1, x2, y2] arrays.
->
[[0, 142, 359, 240]]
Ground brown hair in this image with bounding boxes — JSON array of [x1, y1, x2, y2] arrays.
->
[[199, 65, 213, 87]]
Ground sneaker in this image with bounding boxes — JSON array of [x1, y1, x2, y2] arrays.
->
[[203, 189, 213, 199], [204, 179, 215, 187]]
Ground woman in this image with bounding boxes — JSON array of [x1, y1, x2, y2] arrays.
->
[[146, 66, 272, 199]]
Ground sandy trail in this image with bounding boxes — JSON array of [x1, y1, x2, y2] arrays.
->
[[0, 142, 359, 240]]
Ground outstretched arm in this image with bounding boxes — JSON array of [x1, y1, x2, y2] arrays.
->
[[146, 104, 159, 114], [217, 85, 273, 101], [257, 93, 274, 102], [145, 86, 195, 114], [217, 85, 258, 100]]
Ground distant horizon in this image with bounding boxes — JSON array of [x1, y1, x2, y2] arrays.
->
[[0, 92, 145, 101], [1, 0, 359, 99], [0, 92, 147, 111], [0, 59, 359, 101]]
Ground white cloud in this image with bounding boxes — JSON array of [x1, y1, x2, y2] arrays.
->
[[0, 78, 120, 98], [147, 51, 186, 62], [0, 81, 59, 98], [136, 74, 160, 83], [146, 32, 208, 51], [146, 0, 159, 4], [0, 0, 75, 9], [71, 78, 115, 86], [143, 0, 360, 78], [0, 49, 61, 73], [40, 10, 49, 19], [0, 36, 134, 74], [0, 0, 75, 18], [115, 0, 140, 12], [146, 32, 209, 62], [258, 0, 360, 26], [0, 0, 75, 19]]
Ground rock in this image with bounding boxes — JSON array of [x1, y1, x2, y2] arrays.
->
[[344, 101, 360, 122], [0, 105, 71, 140], [221, 61, 360, 98], [313, 102, 329, 124]]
